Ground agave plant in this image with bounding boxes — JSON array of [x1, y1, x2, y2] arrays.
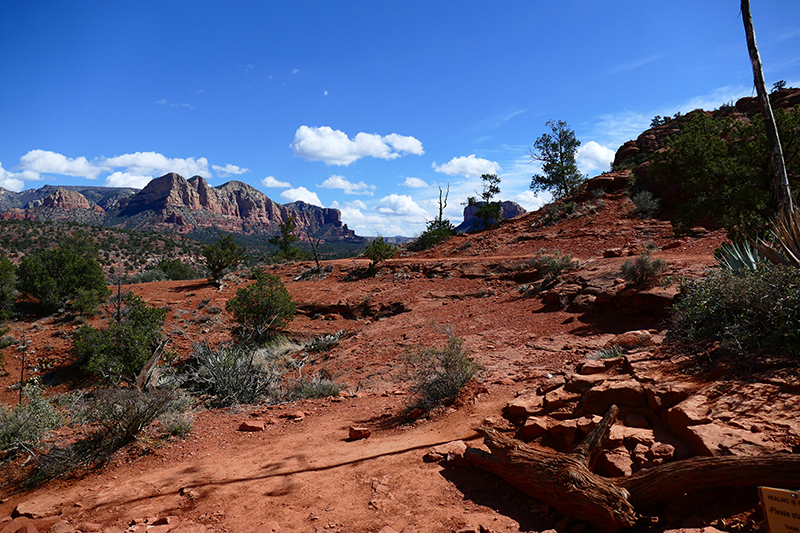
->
[[714, 239, 764, 273], [756, 208, 800, 267]]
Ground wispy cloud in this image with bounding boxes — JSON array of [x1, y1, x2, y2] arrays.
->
[[432, 154, 502, 178], [319, 175, 376, 195], [213, 163, 250, 177], [262, 176, 291, 188], [609, 55, 661, 75]]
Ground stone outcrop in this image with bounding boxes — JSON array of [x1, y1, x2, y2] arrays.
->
[[26, 187, 101, 211], [456, 201, 526, 233]]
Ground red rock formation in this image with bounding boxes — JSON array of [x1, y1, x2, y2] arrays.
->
[[27, 187, 103, 212]]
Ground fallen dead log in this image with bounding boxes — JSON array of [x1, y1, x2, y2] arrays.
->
[[464, 404, 800, 532]]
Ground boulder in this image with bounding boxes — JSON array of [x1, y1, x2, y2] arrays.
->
[[238, 419, 265, 432], [348, 426, 371, 440], [581, 379, 646, 414], [506, 394, 544, 417]]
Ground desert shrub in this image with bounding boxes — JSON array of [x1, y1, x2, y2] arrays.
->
[[226, 268, 296, 344], [306, 329, 349, 353], [130, 269, 168, 284], [403, 327, 479, 412], [0, 381, 64, 464], [409, 219, 456, 252], [530, 248, 580, 281], [75, 388, 187, 443], [365, 237, 396, 271], [72, 293, 166, 385], [630, 191, 660, 219], [157, 258, 201, 280], [0, 254, 17, 319], [621, 252, 667, 285], [284, 372, 341, 401], [190, 343, 285, 406], [590, 344, 626, 360], [158, 410, 193, 438], [203, 234, 248, 285], [670, 266, 800, 354], [17, 247, 109, 314]]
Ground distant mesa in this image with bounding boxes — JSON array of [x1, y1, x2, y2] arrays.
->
[[0, 173, 364, 243], [456, 201, 526, 233]]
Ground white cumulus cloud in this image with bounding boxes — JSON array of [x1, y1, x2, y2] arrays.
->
[[19, 150, 102, 179], [101, 152, 209, 178], [0, 163, 25, 192], [104, 172, 152, 189], [433, 154, 502, 178], [319, 175, 376, 195], [213, 163, 250, 177], [291, 125, 424, 166], [577, 141, 616, 174], [402, 177, 428, 188], [280, 187, 323, 207], [262, 176, 292, 188], [376, 194, 429, 219]]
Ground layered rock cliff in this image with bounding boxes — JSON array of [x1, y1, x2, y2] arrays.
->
[[0, 174, 363, 243]]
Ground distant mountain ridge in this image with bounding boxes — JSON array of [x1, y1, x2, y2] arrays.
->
[[0, 173, 363, 243]]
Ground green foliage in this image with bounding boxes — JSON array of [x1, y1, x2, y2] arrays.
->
[[268, 216, 310, 262], [0, 254, 17, 319], [621, 252, 668, 286], [671, 266, 800, 354], [409, 219, 456, 252], [306, 329, 349, 353], [226, 268, 296, 344], [203, 234, 248, 284], [530, 120, 585, 199], [467, 174, 503, 231], [157, 258, 201, 280], [648, 109, 800, 239], [772, 80, 787, 92], [0, 381, 64, 464], [284, 372, 341, 401], [590, 345, 627, 360], [403, 327, 479, 412], [630, 191, 661, 219], [72, 293, 166, 385], [364, 236, 396, 270], [190, 343, 284, 406], [17, 247, 110, 314], [130, 269, 168, 284], [715, 240, 764, 274], [530, 248, 580, 281]]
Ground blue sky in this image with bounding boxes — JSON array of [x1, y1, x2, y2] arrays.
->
[[1, 1, 799, 237]]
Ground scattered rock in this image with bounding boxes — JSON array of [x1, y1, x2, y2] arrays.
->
[[522, 416, 557, 439], [423, 440, 468, 465], [624, 413, 649, 428], [481, 414, 515, 431], [506, 394, 544, 417], [280, 410, 306, 421], [607, 330, 655, 350], [603, 448, 634, 477], [348, 426, 371, 440], [238, 419, 265, 432]]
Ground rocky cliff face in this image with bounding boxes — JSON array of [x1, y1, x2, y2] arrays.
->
[[0, 174, 363, 242], [456, 201, 527, 233]]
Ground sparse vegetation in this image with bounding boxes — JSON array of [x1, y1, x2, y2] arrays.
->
[[269, 216, 311, 262], [0, 381, 64, 465], [671, 266, 800, 355], [0, 254, 17, 319], [530, 248, 580, 281], [403, 327, 479, 413], [226, 268, 296, 344], [630, 190, 661, 219], [203, 234, 248, 285], [530, 120, 585, 199], [467, 174, 503, 231], [364, 236, 396, 272], [621, 252, 667, 285], [17, 246, 110, 314], [590, 344, 627, 360], [72, 292, 167, 386]]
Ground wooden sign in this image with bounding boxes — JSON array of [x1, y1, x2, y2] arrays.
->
[[760, 486, 800, 533]]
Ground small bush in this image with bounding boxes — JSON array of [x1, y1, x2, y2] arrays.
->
[[306, 330, 349, 353], [403, 327, 479, 412], [284, 372, 341, 401], [621, 252, 667, 285], [72, 293, 167, 386], [190, 343, 285, 406], [670, 266, 800, 354], [157, 258, 201, 280], [0, 381, 64, 464], [158, 409, 193, 438], [590, 344, 626, 360], [130, 269, 168, 284], [0, 254, 17, 319], [530, 248, 580, 281], [226, 268, 296, 344], [365, 237, 396, 270], [630, 191, 661, 219], [408, 219, 456, 252]]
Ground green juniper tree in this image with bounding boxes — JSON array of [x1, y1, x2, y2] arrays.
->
[[467, 174, 502, 231], [529, 120, 585, 199]]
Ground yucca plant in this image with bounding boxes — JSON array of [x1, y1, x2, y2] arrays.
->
[[714, 240, 764, 273], [756, 208, 800, 267]]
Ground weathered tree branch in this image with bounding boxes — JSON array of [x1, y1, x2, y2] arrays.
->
[[465, 405, 800, 531]]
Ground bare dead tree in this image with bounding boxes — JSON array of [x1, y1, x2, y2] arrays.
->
[[741, 0, 793, 215]]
